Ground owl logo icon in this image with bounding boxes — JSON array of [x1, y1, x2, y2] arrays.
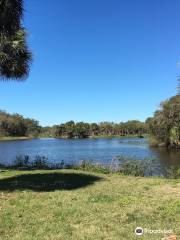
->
[[135, 227, 143, 236]]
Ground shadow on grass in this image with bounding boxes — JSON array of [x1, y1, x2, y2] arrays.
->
[[0, 172, 102, 192]]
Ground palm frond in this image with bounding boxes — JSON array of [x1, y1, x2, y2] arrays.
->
[[0, 29, 32, 80], [0, 0, 23, 35]]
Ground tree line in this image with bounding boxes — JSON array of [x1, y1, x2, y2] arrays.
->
[[0, 111, 40, 137], [47, 121, 147, 139], [0, 111, 148, 138], [0, 89, 179, 148]]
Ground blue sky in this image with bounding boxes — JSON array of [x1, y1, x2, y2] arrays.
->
[[0, 0, 180, 126]]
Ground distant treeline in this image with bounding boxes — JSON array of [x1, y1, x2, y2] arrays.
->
[[0, 84, 179, 148], [0, 111, 147, 139], [42, 120, 148, 139]]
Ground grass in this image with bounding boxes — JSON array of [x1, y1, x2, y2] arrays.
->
[[0, 169, 179, 240], [0, 136, 32, 141]]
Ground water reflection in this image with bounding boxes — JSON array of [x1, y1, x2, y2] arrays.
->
[[150, 147, 180, 167]]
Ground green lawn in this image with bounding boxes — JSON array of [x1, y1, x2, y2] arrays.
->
[[0, 169, 179, 240]]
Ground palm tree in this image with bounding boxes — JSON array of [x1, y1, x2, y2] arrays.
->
[[0, 0, 23, 35], [0, 0, 32, 80]]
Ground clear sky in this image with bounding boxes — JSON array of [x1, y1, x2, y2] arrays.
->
[[0, 0, 180, 126]]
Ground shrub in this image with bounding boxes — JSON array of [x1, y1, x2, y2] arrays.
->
[[148, 136, 159, 147], [119, 160, 146, 177], [33, 155, 48, 169], [166, 166, 180, 179], [118, 156, 159, 177], [14, 155, 30, 167], [170, 125, 180, 148], [13, 155, 49, 169], [76, 160, 110, 174]]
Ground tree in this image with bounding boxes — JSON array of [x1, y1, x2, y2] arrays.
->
[[147, 94, 180, 147], [0, 0, 23, 34], [90, 123, 99, 136], [75, 122, 90, 138], [0, 0, 32, 80], [65, 121, 76, 138], [0, 110, 40, 137]]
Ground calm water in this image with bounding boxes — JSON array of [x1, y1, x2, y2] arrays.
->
[[0, 138, 179, 173]]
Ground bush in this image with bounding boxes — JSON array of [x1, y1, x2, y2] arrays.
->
[[32, 155, 48, 169], [166, 166, 180, 179], [148, 136, 159, 147], [170, 126, 180, 148], [118, 155, 159, 177], [13, 155, 48, 169], [119, 160, 146, 177], [75, 160, 110, 174], [14, 155, 30, 168]]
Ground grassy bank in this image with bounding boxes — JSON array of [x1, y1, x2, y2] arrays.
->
[[0, 169, 179, 240], [0, 136, 32, 141], [0, 135, 149, 141]]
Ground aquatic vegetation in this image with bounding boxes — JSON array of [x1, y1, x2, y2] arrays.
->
[[14, 155, 30, 167], [73, 160, 110, 174], [117, 155, 162, 177], [9, 155, 49, 169], [166, 166, 180, 179], [0, 154, 179, 178]]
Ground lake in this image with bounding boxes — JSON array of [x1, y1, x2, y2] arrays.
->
[[0, 137, 179, 175]]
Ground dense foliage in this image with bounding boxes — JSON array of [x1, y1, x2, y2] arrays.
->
[[0, 111, 41, 137], [146, 93, 180, 148], [0, 0, 32, 80], [0, 111, 147, 138], [1, 87, 179, 146], [43, 120, 147, 138]]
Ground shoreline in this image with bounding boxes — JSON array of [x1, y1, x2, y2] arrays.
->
[[0, 134, 148, 141], [0, 136, 33, 141]]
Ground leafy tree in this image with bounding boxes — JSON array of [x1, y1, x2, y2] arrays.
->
[[0, 0, 32, 80], [65, 121, 76, 138], [90, 123, 99, 136], [0, 110, 40, 137], [75, 122, 90, 138], [147, 94, 180, 148]]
